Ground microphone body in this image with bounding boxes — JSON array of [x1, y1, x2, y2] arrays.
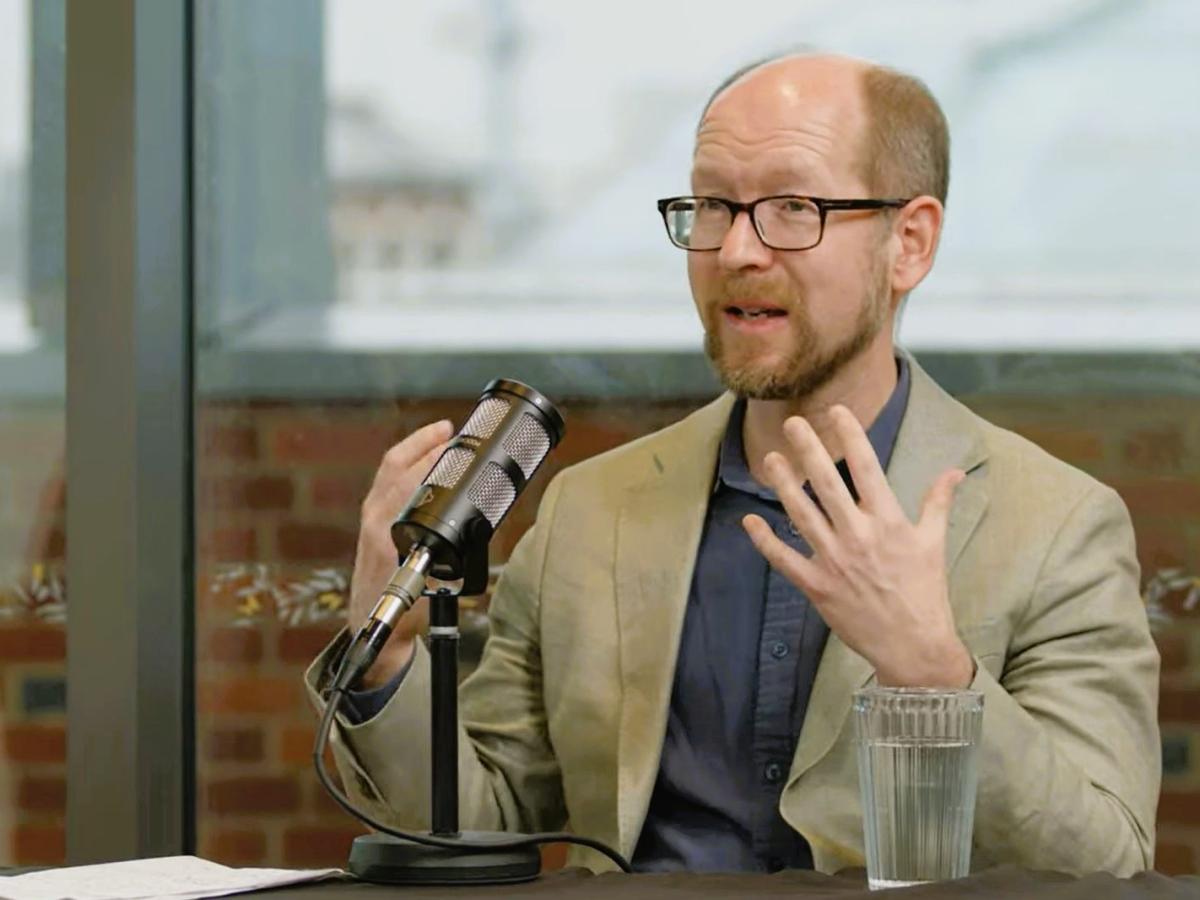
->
[[394, 378, 565, 586], [333, 379, 564, 692]]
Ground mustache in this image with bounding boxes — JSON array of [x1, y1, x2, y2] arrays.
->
[[708, 276, 796, 309]]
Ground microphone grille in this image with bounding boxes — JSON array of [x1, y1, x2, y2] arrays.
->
[[426, 446, 474, 490], [469, 463, 517, 526], [462, 397, 511, 440], [502, 413, 552, 478]]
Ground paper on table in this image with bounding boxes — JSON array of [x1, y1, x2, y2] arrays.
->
[[0, 855, 344, 900]]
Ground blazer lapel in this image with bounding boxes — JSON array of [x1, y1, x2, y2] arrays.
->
[[788, 354, 991, 785], [613, 393, 734, 858]]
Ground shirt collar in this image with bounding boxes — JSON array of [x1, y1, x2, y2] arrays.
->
[[716, 355, 912, 502]]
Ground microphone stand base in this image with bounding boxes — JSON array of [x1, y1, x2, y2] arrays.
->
[[348, 832, 542, 885]]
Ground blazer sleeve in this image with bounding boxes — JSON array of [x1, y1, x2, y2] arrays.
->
[[303, 471, 569, 834], [970, 483, 1161, 875]]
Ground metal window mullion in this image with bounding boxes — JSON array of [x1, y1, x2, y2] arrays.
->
[[65, 0, 193, 863]]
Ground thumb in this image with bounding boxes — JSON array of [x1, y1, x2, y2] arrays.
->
[[918, 468, 965, 537]]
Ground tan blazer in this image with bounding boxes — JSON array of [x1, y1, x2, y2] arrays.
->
[[306, 357, 1160, 876]]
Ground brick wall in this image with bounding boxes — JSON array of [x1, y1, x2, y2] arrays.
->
[[0, 403, 66, 866], [1, 390, 1197, 872]]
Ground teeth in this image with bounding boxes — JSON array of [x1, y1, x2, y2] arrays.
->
[[727, 306, 785, 320]]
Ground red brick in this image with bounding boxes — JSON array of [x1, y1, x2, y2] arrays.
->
[[17, 776, 66, 813], [42, 527, 66, 560], [1160, 688, 1200, 724], [1156, 840, 1196, 875], [197, 677, 301, 716], [1123, 427, 1187, 472], [279, 625, 341, 664], [1110, 478, 1200, 519], [0, 625, 66, 662], [283, 826, 366, 868], [202, 425, 259, 462], [311, 474, 365, 511], [308, 777, 358, 820], [277, 523, 356, 563], [205, 627, 264, 665], [281, 725, 317, 767], [271, 423, 395, 466], [206, 728, 265, 763], [540, 842, 569, 870], [281, 725, 338, 773], [202, 475, 294, 511], [1158, 792, 1200, 826], [202, 827, 267, 866], [199, 527, 259, 562], [37, 476, 66, 515], [13, 824, 65, 865], [558, 418, 636, 462], [1135, 524, 1191, 573], [207, 776, 301, 815], [3, 725, 67, 763], [1156, 632, 1190, 675], [1012, 425, 1105, 466]]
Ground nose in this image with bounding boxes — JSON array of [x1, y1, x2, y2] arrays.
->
[[717, 209, 773, 271]]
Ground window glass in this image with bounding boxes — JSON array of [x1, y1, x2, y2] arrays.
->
[[194, 0, 1199, 873], [0, 0, 67, 868]]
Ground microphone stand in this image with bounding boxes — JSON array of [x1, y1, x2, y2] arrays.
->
[[316, 379, 631, 884], [343, 565, 543, 884]]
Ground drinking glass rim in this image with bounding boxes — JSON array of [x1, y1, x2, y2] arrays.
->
[[853, 686, 984, 705], [854, 686, 984, 710]]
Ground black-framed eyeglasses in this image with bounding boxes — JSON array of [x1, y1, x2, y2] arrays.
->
[[656, 195, 911, 251]]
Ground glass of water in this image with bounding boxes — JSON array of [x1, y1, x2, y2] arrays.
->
[[853, 687, 984, 891]]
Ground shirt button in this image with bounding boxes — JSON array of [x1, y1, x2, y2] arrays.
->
[[763, 762, 784, 784], [771, 641, 789, 659]]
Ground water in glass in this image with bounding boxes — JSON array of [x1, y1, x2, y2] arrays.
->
[[853, 688, 983, 890]]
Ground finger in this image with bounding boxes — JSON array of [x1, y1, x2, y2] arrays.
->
[[742, 514, 822, 594], [762, 451, 836, 556], [418, 438, 450, 474], [365, 432, 453, 525], [830, 405, 900, 517], [383, 419, 455, 472], [918, 468, 965, 539], [783, 416, 858, 531], [399, 440, 452, 498]]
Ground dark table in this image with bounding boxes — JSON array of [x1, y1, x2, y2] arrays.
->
[[256, 866, 1198, 899]]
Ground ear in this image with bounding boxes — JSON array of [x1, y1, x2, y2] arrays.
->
[[889, 196, 943, 296]]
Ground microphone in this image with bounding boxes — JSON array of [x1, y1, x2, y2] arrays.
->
[[315, 379, 631, 880], [332, 379, 565, 692]]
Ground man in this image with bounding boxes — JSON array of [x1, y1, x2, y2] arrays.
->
[[306, 53, 1160, 875]]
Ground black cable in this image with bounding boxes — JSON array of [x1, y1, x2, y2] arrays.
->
[[314, 686, 634, 874]]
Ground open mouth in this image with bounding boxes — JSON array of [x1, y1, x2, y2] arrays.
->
[[724, 305, 787, 321]]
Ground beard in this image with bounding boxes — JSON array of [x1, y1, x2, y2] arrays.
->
[[702, 249, 892, 401]]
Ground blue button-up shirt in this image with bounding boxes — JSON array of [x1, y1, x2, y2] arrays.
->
[[632, 357, 911, 873]]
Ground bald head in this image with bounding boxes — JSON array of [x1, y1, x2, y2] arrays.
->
[[698, 53, 950, 205]]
